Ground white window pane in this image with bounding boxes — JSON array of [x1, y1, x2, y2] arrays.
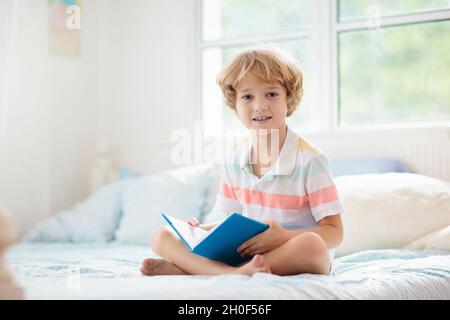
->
[[338, 21, 450, 126], [202, 0, 312, 41], [338, 0, 450, 21]]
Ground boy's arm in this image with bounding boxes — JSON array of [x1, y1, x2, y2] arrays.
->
[[282, 214, 344, 249]]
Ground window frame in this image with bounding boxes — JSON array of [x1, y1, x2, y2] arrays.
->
[[197, 0, 450, 135]]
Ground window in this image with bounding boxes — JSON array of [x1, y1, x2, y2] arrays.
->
[[199, 0, 450, 133], [202, 0, 312, 41], [338, 0, 450, 21], [200, 0, 313, 136], [337, 0, 450, 126]]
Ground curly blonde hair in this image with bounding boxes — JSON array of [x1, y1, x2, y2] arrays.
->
[[216, 46, 304, 117]]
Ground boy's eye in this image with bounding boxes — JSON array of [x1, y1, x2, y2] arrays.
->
[[242, 95, 253, 100], [267, 92, 279, 98]]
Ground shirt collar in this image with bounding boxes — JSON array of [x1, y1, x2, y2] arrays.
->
[[239, 126, 298, 177]]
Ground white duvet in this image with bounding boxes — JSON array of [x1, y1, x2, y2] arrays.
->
[[6, 243, 450, 300]]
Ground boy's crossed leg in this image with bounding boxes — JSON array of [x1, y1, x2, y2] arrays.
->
[[141, 226, 330, 276]]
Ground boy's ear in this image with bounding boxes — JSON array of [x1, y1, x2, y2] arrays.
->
[[286, 95, 293, 107]]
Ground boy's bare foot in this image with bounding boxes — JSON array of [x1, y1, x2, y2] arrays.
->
[[233, 255, 271, 276], [140, 258, 188, 276]]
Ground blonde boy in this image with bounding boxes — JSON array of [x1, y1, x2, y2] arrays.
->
[[141, 46, 345, 276]]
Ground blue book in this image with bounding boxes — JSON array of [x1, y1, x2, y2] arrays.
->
[[161, 212, 269, 266]]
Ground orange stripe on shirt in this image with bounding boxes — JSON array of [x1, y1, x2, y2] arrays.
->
[[308, 185, 338, 208], [220, 182, 308, 210]]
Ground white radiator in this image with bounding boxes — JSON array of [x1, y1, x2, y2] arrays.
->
[[129, 124, 450, 182], [305, 125, 450, 182]]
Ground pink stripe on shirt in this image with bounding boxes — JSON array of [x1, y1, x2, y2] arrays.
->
[[308, 185, 338, 208], [221, 182, 308, 210]]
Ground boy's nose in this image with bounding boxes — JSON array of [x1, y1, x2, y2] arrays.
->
[[254, 105, 269, 113], [253, 98, 268, 111]]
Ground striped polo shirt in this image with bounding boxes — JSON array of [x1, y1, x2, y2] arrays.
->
[[211, 126, 345, 232]]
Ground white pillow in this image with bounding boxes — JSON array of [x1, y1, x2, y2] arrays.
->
[[23, 180, 132, 243], [114, 165, 212, 245], [402, 225, 450, 251], [335, 173, 450, 257]]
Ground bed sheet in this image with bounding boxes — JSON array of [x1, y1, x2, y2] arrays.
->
[[6, 243, 450, 299]]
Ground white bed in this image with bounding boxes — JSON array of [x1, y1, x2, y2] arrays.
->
[[5, 243, 450, 300], [3, 167, 450, 300]]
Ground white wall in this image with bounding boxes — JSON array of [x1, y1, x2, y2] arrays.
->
[[0, 0, 197, 236], [97, 0, 197, 173], [45, 0, 101, 215], [0, 0, 100, 236]]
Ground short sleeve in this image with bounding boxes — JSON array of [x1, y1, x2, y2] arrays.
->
[[304, 153, 345, 222]]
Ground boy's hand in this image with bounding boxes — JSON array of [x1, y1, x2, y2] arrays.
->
[[187, 217, 200, 227], [237, 220, 288, 257]]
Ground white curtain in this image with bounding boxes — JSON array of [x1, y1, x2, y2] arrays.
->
[[0, 0, 50, 236]]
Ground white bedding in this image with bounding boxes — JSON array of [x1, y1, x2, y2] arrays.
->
[[6, 243, 450, 300], [9, 172, 450, 299]]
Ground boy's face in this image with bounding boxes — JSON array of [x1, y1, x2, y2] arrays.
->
[[234, 73, 288, 134]]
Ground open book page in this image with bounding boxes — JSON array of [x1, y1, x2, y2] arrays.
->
[[192, 216, 228, 248], [164, 214, 209, 249]]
